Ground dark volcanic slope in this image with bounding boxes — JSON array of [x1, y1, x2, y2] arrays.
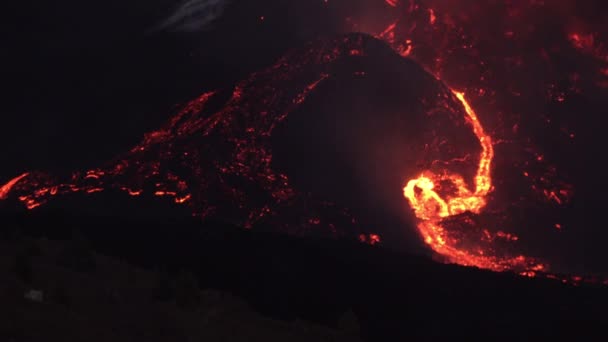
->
[[2, 33, 478, 248], [270, 36, 479, 245]]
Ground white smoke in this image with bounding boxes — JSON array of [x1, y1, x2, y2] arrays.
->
[[152, 0, 230, 33]]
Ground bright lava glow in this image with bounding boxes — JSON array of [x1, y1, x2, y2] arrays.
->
[[403, 90, 543, 272]]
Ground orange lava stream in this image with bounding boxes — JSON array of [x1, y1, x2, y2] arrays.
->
[[0, 173, 29, 200], [403, 91, 542, 271]]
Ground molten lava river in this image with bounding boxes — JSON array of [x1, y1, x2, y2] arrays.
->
[[2, 0, 607, 285], [402, 90, 526, 272]]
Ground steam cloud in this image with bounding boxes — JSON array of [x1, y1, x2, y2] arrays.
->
[[153, 0, 230, 32]]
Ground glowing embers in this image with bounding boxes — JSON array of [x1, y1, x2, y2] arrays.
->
[[359, 233, 381, 246], [403, 90, 543, 272]]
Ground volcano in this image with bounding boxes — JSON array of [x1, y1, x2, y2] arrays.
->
[[3, 2, 608, 341], [3, 0, 608, 287], [2, 32, 546, 274]]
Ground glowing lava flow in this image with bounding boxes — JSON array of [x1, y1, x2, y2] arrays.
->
[[0, 173, 29, 200], [404, 90, 544, 272]]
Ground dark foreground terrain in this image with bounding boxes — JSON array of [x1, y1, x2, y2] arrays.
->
[[1, 208, 607, 341], [0, 231, 360, 342]]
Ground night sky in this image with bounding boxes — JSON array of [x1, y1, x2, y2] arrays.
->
[[2, 0, 608, 276], [1, 0, 392, 178]]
